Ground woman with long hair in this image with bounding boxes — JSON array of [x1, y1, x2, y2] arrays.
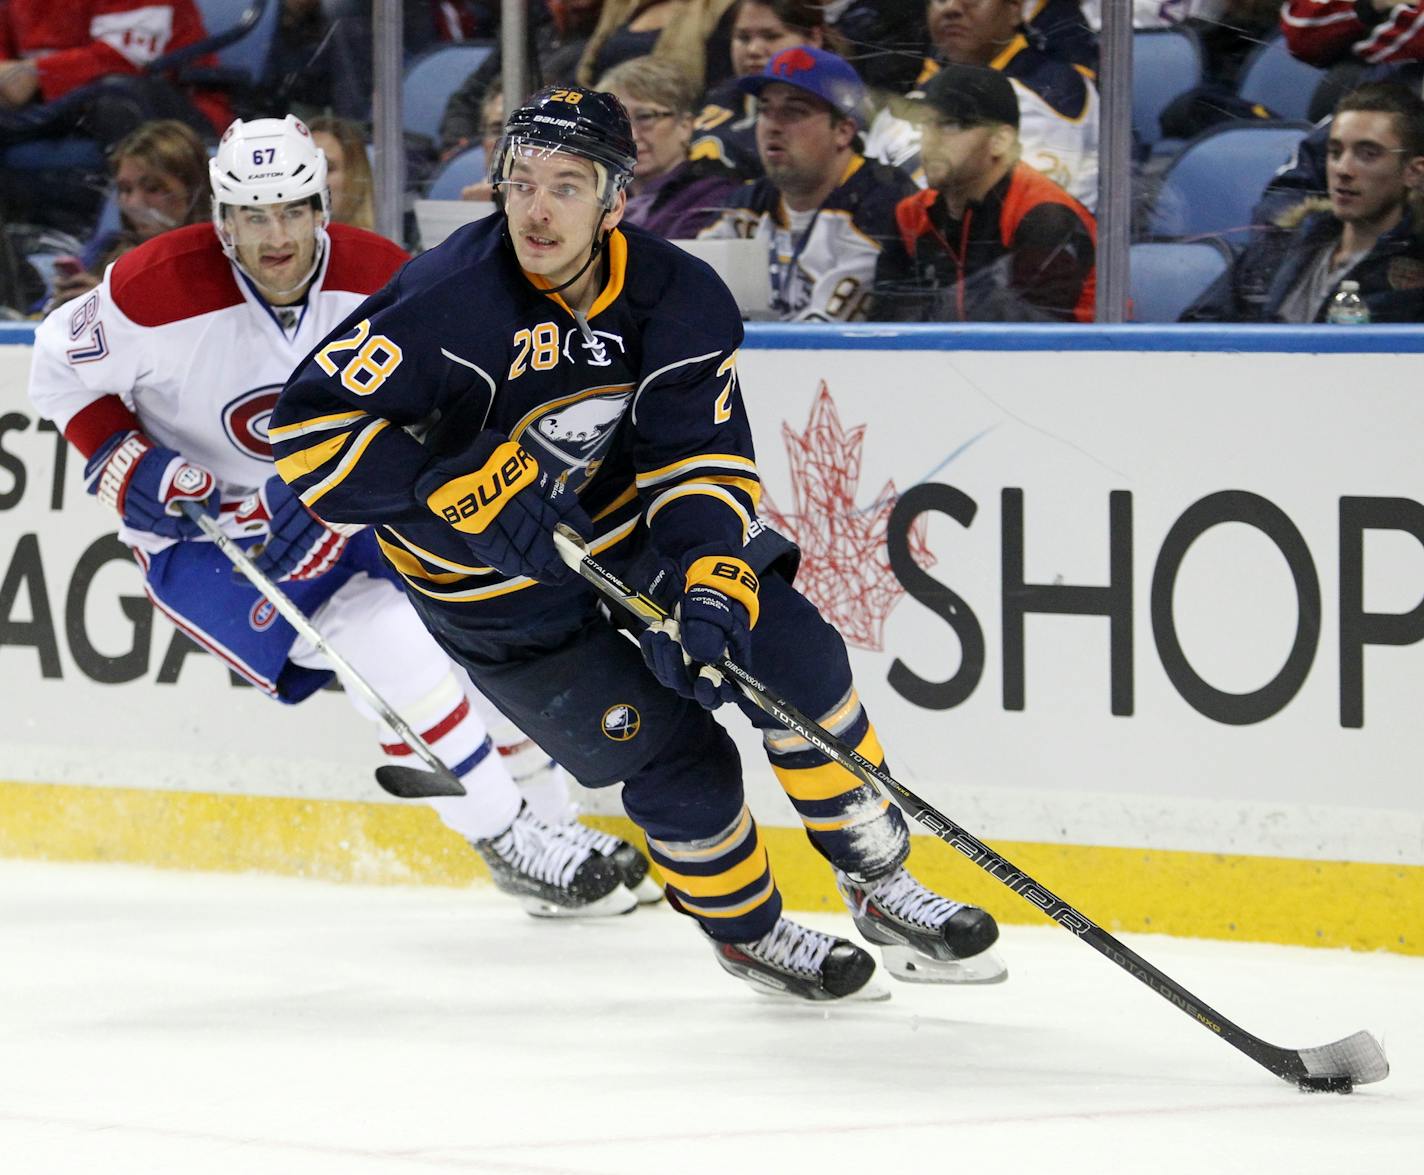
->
[[47, 118, 209, 309], [309, 115, 377, 231]]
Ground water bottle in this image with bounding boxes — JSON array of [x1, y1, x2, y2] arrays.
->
[[1326, 280, 1370, 325]]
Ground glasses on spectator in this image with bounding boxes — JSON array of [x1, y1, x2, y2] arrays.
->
[[1327, 141, 1411, 164], [627, 109, 678, 130]]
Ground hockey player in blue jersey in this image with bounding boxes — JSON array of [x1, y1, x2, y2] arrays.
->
[[272, 86, 1006, 999]]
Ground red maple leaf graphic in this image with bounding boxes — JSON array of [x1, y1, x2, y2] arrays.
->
[[760, 382, 934, 651]]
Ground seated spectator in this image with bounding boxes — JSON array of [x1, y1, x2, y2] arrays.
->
[[599, 55, 741, 236], [696, 0, 925, 180], [577, 0, 739, 94], [309, 116, 376, 230], [830, 0, 931, 94], [1024, 0, 1097, 72], [694, 0, 832, 178], [923, 0, 1100, 208], [1282, 0, 1424, 69], [1255, 61, 1424, 224], [438, 2, 605, 158], [1184, 82, 1424, 322], [455, 81, 507, 202], [698, 46, 917, 321], [270, 0, 339, 115], [0, 1, 232, 145], [46, 118, 210, 309], [871, 64, 1096, 322]]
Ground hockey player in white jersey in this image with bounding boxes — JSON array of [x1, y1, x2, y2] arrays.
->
[[27, 113, 657, 918]]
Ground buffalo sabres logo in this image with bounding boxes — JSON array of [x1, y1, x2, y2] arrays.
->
[[562, 327, 625, 369], [222, 385, 283, 460], [601, 704, 641, 741], [524, 387, 632, 473]]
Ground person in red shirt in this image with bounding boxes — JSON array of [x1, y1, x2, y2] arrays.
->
[[0, 0, 232, 145], [1283, 0, 1424, 68]]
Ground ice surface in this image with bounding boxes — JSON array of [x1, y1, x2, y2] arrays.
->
[[1, 859, 1419, 1174]]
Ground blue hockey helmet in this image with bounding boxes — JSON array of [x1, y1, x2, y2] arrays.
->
[[491, 86, 638, 209]]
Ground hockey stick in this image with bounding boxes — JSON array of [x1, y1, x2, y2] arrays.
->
[[551, 526, 1388, 1092], [178, 502, 466, 800]]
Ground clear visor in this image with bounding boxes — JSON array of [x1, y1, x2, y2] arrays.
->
[[221, 198, 322, 249], [495, 138, 611, 209]]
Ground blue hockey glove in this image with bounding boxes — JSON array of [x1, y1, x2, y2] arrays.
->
[[84, 429, 219, 540], [416, 432, 590, 585], [233, 475, 359, 582], [639, 556, 759, 709]]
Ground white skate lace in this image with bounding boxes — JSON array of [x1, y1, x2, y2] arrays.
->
[[555, 820, 621, 857], [487, 809, 592, 888], [744, 918, 835, 977], [860, 868, 965, 930]]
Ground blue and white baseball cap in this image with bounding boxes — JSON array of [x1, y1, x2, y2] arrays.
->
[[738, 46, 868, 128]]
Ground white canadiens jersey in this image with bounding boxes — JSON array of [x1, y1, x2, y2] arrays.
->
[[29, 222, 409, 551]]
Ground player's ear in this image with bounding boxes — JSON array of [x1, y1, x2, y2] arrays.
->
[[601, 188, 627, 232]]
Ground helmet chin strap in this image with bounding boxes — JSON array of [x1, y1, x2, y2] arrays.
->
[[531, 214, 609, 299]]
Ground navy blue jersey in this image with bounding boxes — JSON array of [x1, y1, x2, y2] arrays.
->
[[270, 219, 758, 625]]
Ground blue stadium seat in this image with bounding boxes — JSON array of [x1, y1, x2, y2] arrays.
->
[[1237, 33, 1327, 123], [200, 0, 281, 86], [1145, 121, 1313, 244], [403, 44, 495, 141], [1132, 27, 1203, 151], [427, 146, 488, 199], [1129, 239, 1233, 322]]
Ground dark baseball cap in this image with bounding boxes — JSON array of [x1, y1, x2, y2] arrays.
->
[[902, 63, 1020, 130], [738, 45, 867, 128]]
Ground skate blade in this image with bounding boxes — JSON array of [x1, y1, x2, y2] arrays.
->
[[521, 886, 638, 919], [745, 974, 893, 1003], [751, 980, 892, 1003], [880, 945, 1008, 985], [629, 877, 664, 905]]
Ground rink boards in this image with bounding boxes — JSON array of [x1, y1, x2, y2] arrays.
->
[[2, 322, 1421, 954]]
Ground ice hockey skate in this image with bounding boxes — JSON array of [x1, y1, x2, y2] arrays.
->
[[705, 917, 888, 1001], [560, 819, 663, 905], [837, 866, 1008, 984], [471, 803, 636, 918]]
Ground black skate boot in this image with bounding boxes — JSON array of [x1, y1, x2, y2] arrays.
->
[[472, 803, 636, 918], [558, 820, 663, 905], [837, 866, 1007, 984], [705, 917, 887, 1001]]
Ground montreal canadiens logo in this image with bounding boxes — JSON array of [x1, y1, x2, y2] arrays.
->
[[222, 386, 283, 460], [601, 704, 640, 741], [249, 598, 278, 630]]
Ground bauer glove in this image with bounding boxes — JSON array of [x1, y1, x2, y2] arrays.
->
[[416, 432, 590, 585], [84, 429, 219, 540], [233, 474, 360, 582], [640, 556, 759, 710]]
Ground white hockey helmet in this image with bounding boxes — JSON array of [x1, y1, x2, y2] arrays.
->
[[210, 115, 331, 292]]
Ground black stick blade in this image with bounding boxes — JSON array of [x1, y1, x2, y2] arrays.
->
[[374, 764, 467, 798]]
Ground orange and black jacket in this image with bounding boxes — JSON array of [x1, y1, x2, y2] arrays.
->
[[870, 161, 1096, 323]]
